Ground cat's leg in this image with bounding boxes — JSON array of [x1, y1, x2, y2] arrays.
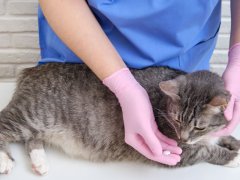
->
[[0, 142, 14, 174], [0, 121, 17, 174], [0, 108, 34, 174], [217, 136, 240, 152], [179, 143, 240, 167], [25, 139, 49, 175], [206, 146, 240, 167], [215, 136, 240, 167]]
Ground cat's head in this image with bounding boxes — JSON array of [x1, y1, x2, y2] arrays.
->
[[158, 71, 230, 144]]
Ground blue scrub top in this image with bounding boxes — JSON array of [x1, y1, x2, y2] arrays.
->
[[38, 0, 221, 72]]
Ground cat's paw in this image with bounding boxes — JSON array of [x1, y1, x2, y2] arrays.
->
[[225, 153, 240, 168], [0, 152, 14, 174], [30, 149, 49, 176]]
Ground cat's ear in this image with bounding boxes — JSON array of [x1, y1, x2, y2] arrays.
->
[[208, 95, 228, 110], [159, 80, 179, 100], [159, 75, 185, 101]]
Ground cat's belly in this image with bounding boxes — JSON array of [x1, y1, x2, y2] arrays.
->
[[44, 131, 98, 160]]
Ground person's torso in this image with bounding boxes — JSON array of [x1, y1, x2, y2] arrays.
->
[[38, 0, 221, 72]]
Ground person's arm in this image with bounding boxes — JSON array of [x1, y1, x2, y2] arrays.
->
[[214, 0, 240, 136], [230, 0, 240, 47], [39, 0, 182, 165], [39, 0, 125, 80]]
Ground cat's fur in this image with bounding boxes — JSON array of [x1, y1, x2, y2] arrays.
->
[[0, 63, 240, 175]]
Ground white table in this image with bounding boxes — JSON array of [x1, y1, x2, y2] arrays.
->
[[1, 82, 240, 180]]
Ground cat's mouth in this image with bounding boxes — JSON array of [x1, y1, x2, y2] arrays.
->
[[182, 134, 215, 145], [180, 134, 207, 145], [184, 139, 202, 145]]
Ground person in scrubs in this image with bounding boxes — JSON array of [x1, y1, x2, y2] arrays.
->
[[38, 0, 240, 165]]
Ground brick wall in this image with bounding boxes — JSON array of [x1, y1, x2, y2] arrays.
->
[[0, 0, 231, 82], [0, 0, 39, 82], [211, 0, 231, 75]]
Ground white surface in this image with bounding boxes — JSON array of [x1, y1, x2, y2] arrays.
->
[[0, 82, 240, 180]]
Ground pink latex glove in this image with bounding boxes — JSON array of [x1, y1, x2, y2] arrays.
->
[[214, 43, 240, 136], [103, 68, 182, 165]]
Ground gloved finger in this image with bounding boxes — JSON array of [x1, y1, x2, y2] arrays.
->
[[141, 131, 164, 157], [125, 134, 161, 160], [125, 134, 181, 165], [214, 101, 240, 136], [155, 130, 178, 146], [223, 101, 240, 134], [161, 141, 182, 155], [154, 153, 181, 166], [224, 96, 235, 121]]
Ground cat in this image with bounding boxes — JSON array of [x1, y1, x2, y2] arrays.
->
[[0, 63, 240, 176]]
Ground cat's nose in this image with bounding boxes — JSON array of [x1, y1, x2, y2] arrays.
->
[[181, 132, 189, 142], [181, 138, 188, 143]]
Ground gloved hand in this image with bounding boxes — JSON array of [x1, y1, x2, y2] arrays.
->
[[214, 43, 240, 136], [103, 68, 182, 165]]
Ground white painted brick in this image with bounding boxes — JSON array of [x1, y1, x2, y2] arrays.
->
[[0, 0, 5, 15], [210, 64, 227, 76], [0, 17, 38, 32], [0, 49, 40, 63], [0, 64, 15, 77], [15, 63, 35, 76], [211, 51, 228, 64], [222, 1, 230, 17], [216, 35, 230, 49], [0, 77, 15, 82], [0, 34, 11, 48], [12, 33, 39, 48], [219, 19, 231, 34], [7, 0, 38, 15]]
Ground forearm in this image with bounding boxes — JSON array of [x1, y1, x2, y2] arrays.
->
[[216, 1, 240, 136], [39, 0, 126, 80], [230, 0, 240, 47]]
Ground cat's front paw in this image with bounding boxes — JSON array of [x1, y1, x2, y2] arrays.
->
[[225, 153, 240, 168], [0, 152, 14, 174], [30, 149, 49, 176]]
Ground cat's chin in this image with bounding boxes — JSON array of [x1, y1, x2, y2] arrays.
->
[[184, 135, 219, 145], [184, 137, 206, 145], [185, 140, 200, 145]]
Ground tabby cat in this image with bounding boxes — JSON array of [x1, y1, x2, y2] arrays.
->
[[0, 63, 239, 176]]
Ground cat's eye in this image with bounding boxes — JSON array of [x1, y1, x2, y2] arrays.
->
[[194, 127, 206, 131]]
